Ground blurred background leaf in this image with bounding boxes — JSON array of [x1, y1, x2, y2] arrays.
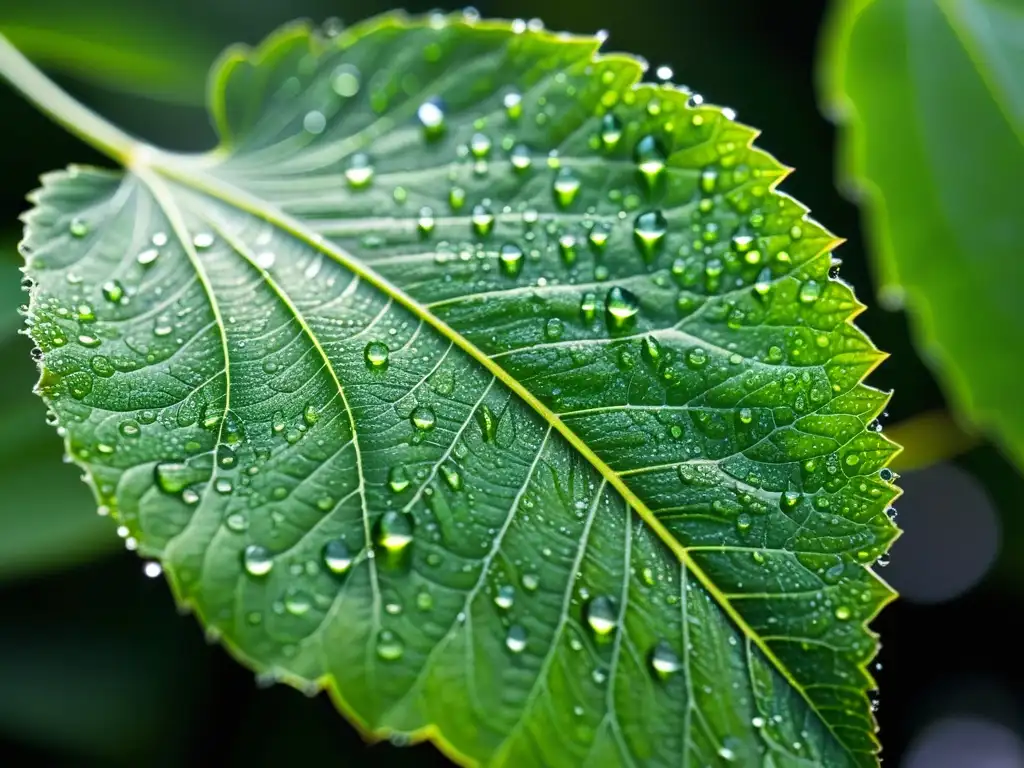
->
[[821, 0, 1024, 471], [0, 1, 217, 105]]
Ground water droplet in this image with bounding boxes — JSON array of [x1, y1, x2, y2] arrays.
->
[[655, 65, 674, 81], [505, 624, 528, 653], [580, 292, 598, 322], [344, 153, 374, 188], [364, 341, 389, 368], [102, 280, 124, 303], [650, 640, 682, 677], [303, 403, 319, 426], [503, 91, 523, 120], [256, 251, 275, 269], [588, 222, 610, 252], [417, 206, 436, 237], [686, 347, 708, 368], [521, 572, 540, 591], [78, 333, 101, 348], [242, 545, 274, 577], [418, 99, 446, 138], [448, 186, 466, 211], [738, 407, 753, 424], [303, 110, 327, 134], [119, 420, 140, 438], [634, 135, 666, 188], [284, 589, 311, 616], [388, 465, 411, 493], [545, 318, 564, 340], [780, 490, 802, 509], [799, 280, 822, 304], [643, 335, 661, 362], [376, 511, 414, 552], [143, 561, 162, 578], [471, 204, 494, 237], [586, 595, 618, 637], [136, 248, 159, 266], [411, 405, 436, 431], [510, 144, 532, 171], [553, 168, 581, 208], [600, 114, 623, 151], [634, 210, 667, 260], [499, 243, 524, 277], [441, 463, 463, 491], [475, 404, 498, 442], [494, 584, 515, 610], [835, 605, 851, 621], [193, 233, 214, 250], [469, 132, 491, 159], [558, 233, 577, 265], [331, 64, 360, 97], [323, 539, 353, 575], [69, 218, 88, 237], [605, 286, 640, 327]]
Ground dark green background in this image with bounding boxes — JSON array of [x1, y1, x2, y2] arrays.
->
[[0, 1, 1020, 765]]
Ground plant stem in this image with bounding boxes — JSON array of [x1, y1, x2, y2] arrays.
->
[[0, 32, 141, 166]]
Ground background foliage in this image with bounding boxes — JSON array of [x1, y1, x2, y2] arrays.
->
[[0, 0, 1021, 766]]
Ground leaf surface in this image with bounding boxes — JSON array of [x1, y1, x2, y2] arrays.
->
[[822, 0, 1024, 468], [21, 13, 898, 767]]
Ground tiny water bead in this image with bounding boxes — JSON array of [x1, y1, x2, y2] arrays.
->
[[101, 280, 124, 303], [323, 539, 354, 575], [417, 207, 436, 237], [469, 132, 492, 159], [505, 625, 528, 653], [471, 204, 495, 236], [69, 218, 89, 237], [634, 135, 667, 188], [600, 113, 623, 151], [544, 318, 564, 340], [553, 168, 581, 207], [510, 144, 532, 171], [376, 630, 405, 660], [193, 232, 214, 250], [503, 91, 523, 120], [417, 99, 446, 138], [376, 511, 414, 552], [388, 465, 411, 493], [410, 405, 437, 431], [499, 243, 524, 277], [649, 640, 682, 677], [136, 248, 159, 266], [494, 584, 515, 610], [242, 545, 274, 577], [448, 186, 466, 211], [835, 605, 852, 621], [799, 280, 822, 304], [344, 153, 374, 188], [558, 233, 577, 265], [580, 292, 598, 322], [364, 340, 390, 368], [633, 210, 668, 260], [605, 286, 640, 326], [586, 595, 618, 637], [441, 463, 463, 491]]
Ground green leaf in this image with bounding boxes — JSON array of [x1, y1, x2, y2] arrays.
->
[[821, 0, 1024, 468], [12, 12, 899, 767], [0, 257, 115, 582]]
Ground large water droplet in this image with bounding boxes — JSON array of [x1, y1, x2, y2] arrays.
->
[[605, 286, 640, 327], [503, 91, 523, 120], [494, 584, 515, 609], [510, 144, 532, 171], [600, 114, 623, 151], [471, 204, 494, 237], [505, 624, 528, 653], [102, 280, 124, 303], [388, 465, 411, 493], [69, 218, 89, 238], [469, 132, 492, 159], [634, 135, 666, 189], [586, 595, 618, 637], [633, 211, 667, 261], [553, 168, 581, 208], [799, 280, 822, 304], [417, 99, 445, 138], [441, 463, 463, 491], [476, 404, 498, 442], [323, 539, 353, 575], [411, 405, 436, 431], [242, 545, 274, 577], [376, 511, 414, 552], [136, 248, 159, 266], [499, 243, 524, 277], [649, 640, 682, 677], [376, 629, 404, 660], [588, 222, 611, 252], [345, 153, 374, 188], [580, 292, 598, 322], [364, 341, 389, 368], [417, 206, 436, 237]]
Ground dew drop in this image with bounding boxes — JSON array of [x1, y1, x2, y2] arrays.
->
[[344, 153, 374, 188], [364, 340, 390, 368], [441, 463, 463, 491], [499, 243, 524, 277], [503, 91, 523, 120], [835, 605, 851, 621], [101, 280, 124, 303], [469, 132, 492, 159], [580, 292, 598, 323], [605, 286, 640, 327], [448, 186, 466, 211], [471, 204, 494, 237], [494, 584, 515, 610], [69, 218, 89, 237], [686, 347, 708, 368], [586, 595, 618, 637], [242, 545, 274, 577], [417, 206, 436, 237], [553, 168, 581, 208], [780, 490, 803, 509], [193, 233, 214, 250], [136, 248, 159, 266], [510, 144, 532, 171], [799, 280, 822, 304], [505, 624, 528, 653], [388, 465, 411, 493], [303, 110, 327, 134], [323, 539, 353, 575], [376, 511, 414, 552], [545, 318, 564, 340], [256, 251, 276, 269], [558, 233, 577, 265], [600, 113, 623, 151], [331, 64, 360, 97], [417, 99, 446, 138], [410, 406, 436, 431], [650, 640, 682, 677], [588, 222, 611, 252], [634, 135, 667, 188], [521, 572, 540, 591], [119, 420, 140, 438], [633, 210, 667, 261], [476, 404, 498, 442], [376, 629, 405, 660]]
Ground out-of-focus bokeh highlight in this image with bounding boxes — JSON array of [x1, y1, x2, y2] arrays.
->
[[0, 1, 1020, 766]]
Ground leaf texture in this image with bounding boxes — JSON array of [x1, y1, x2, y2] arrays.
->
[[21, 12, 899, 767]]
